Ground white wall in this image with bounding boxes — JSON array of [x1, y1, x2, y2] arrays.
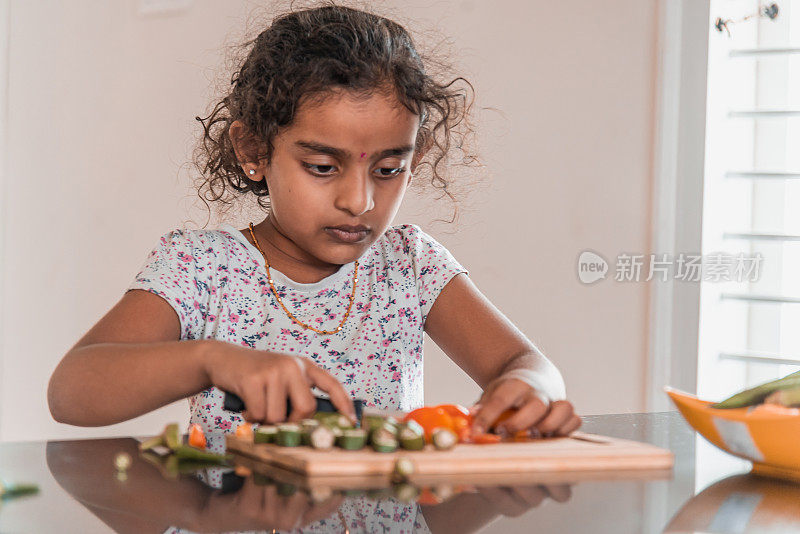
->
[[1, 0, 659, 442]]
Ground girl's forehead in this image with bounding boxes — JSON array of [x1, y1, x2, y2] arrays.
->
[[281, 93, 419, 152]]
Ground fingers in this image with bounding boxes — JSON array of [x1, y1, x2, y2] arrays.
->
[[534, 400, 575, 436], [556, 414, 583, 436], [470, 379, 527, 435], [305, 364, 357, 423], [286, 371, 317, 422], [265, 377, 287, 424], [493, 395, 549, 434], [240, 378, 267, 422], [543, 484, 572, 503], [302, 494, 346, 524]]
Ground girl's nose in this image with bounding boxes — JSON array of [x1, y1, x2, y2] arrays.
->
[[334, 170, 374, 216]]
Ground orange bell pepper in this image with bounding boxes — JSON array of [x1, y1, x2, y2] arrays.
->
[[188, 423, 207, 449], [435, 404, 473, 443], [403, 407, 455, 442]]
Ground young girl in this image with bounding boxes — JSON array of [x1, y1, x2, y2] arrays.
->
[[48, 3, 579, 445]]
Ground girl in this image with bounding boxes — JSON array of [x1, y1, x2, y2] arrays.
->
[[48, 3, 580, 444]]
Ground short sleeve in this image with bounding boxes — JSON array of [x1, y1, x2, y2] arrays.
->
[[402, 224, 469, 325], [126, 229, 208, 340]]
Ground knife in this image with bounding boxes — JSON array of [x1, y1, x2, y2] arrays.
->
[[222, 390, 365, 422]]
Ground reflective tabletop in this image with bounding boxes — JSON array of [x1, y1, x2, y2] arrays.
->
[[2, 411, 796, 533]]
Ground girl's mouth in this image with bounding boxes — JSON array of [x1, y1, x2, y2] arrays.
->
[[325, 227, 370, 243]]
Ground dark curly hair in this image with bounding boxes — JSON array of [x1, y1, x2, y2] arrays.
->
[[193, 0, 482, 225]]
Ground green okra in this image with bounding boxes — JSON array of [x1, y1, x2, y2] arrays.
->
[[173, 445, 232, 463], [712, 371, 800, 408], [362, 415, 399, 434], [276, 423, 302, 447], [176, 459, 229, 474], [300, 419, 321, 446], [0, 481, 39, 499], [399, 420, 426, 451], [337, 428, 367, 450], [252, 472, 272, 486], [370, 426, 399, 453], [138, 435, 165, 452], [254, 425, 278, 444], [164, 423, 181, 451]]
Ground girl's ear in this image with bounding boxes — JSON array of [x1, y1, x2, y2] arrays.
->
[[229, 120, 267, 179]]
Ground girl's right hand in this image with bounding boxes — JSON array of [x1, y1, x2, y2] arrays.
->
[[201, 340, 356, 424]]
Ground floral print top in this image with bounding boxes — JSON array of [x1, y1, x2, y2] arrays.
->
[[126, 222, 469, 432]]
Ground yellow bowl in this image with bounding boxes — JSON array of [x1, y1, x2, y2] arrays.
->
[[665, 386, 800, 481]]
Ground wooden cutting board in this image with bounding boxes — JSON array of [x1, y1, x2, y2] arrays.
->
[[226, 431, 674, 477]]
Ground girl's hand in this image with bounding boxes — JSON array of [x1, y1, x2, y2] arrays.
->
[[469, 376, 581, 437], [202, 340, 356, 424]]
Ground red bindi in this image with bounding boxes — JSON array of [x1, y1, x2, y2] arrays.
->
[[360, 152, 366, 159]]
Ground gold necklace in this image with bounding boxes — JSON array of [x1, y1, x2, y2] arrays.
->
[[248, 223, 358, 335]]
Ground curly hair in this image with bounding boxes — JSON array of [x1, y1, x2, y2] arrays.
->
[[193, 0, 482, 225]]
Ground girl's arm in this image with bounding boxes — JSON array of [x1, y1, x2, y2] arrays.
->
[[47, 289, 216, 426], [48, 289, 355, 427], [424, 273, 581, 436]]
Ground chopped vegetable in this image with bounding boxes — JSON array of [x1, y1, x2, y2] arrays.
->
[[164, 423, 181, 450], [0, 480, 40, 500], [313, 412, 353, 429], [114, 452, 132, 471], [300, 419, 321, 445], [337, 428, 368, 450], [712, 371, 800, 408], [472, 433, 502, 444], [254, 425, 278, 444], [235, 422, 254, 440], [393, 482, 420, 502], [432, 428, 457, 450], [188, 423, 207, 449], [173, 445, 232, 462], [393, 456, 416, 480], [363, 414, 399, 434], [403, 407, 454, 443], [370, 426, 399, 453], [139, 423, 181, 453], [416, 487, 442, 505], [138, 434, 165, 452], [398, 421, 426, 450], [764, 387, 800, 407], [276, 423, 302, 447], [309, 425, 336, 450]]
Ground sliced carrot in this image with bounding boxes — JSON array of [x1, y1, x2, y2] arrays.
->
[[416, 487, 441, 505], [235, 422, 254, 440], [188, 423, 207, 449], [234, 465, 252, 477], [472, 433, 502, 444]]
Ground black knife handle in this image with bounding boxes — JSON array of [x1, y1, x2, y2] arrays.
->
[[222, 390, 364, 421]]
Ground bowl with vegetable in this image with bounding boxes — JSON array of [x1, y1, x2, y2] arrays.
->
[[665, 370, 800, 480]]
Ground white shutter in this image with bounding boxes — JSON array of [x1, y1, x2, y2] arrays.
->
[[698, 0, 800, 401]]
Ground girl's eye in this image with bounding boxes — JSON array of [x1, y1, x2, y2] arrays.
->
[[303, 163, 336, 175], [302, 163, 404, 179], [376, 167, 404, 178]]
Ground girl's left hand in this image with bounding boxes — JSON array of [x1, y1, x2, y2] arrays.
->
[[469, 376, 582, 437]]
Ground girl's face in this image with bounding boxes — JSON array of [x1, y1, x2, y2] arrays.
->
[[233, 89, 423, 271]]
